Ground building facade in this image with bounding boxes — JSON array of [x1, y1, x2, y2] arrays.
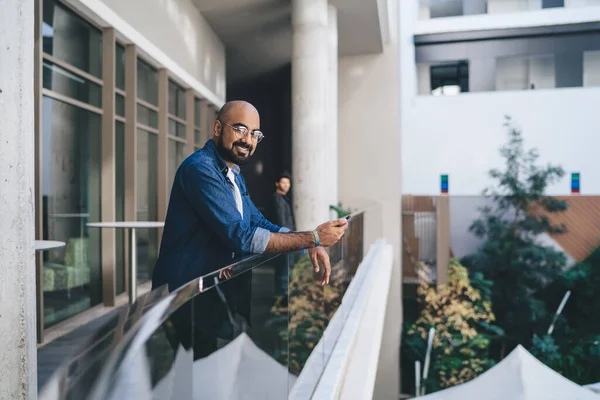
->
[[1, 0, 402, 396], [401, 0, 600, 195]]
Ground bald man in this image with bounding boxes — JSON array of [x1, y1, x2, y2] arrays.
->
[[152, 100, 347, 359]]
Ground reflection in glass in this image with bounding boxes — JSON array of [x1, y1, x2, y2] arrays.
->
[[116, 44, 125, 90], [42, 0, 102, 78], [115, 122, 126, 294], [41, 96, 102, 327], [168, 119, 186, 139], [168, 80, 186, 120], [43, 60, 102, 107], [137, 104, 158, 129], [137, 59, 159, 105], [137, 129, 159, 284], [168, 140, 186, 190]]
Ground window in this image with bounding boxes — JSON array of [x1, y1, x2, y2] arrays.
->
[[136, 129, 159, 283], [584, 50, 600, 87], [430, 61, 469, 95], [168, 80, 186, 120], [194, 98, 203, 147], [43, 60, 102, 107], [115, 121, 126, 295], [543, 0, 564, 8], [41, 96, 102, 327], [137, 59, 159, 105], [116, 44, 126, 91], [496, 55, 555, 91], [42, 0, 102, 77]]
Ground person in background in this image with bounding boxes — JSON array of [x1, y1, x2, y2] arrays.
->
[[152, 100, 348, 360], [267, 172, 296, 304]]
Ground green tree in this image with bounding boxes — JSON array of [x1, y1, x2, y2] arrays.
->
[[462, 115, 568, 358], [403, 260, 499, 394], [533, 246, 600, 384]]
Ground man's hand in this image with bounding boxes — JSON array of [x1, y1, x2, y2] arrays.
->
[[218, 266, 233, 280], [315, 218, 349, 247], [309, 246, 331, 285]]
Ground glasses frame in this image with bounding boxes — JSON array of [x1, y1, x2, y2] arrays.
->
[[219, 120, 264, 143]]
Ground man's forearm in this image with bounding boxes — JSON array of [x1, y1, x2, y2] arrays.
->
[[264, 231, 316, 253]]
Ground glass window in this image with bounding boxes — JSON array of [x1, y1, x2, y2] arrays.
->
[[194, 98, 201, 129], [42, 0, 102, 78], [429, 0, 463, 18], [137, 104, 158, 129], [43, 60, 102, 107], [542, 0, 564, 8], [584, 50, 600, 87], [116, 44, 126, 91], [41, 96, 102, 327], [116, 94, 125, 117], [115, 121, 126, 295], [168, 119, 186, 139], [430, 61, 469, 95], [168, 140, 187, 189], [496, 55, 555, 91], [137, 59, 158, 105], [137, 129, 159, 283], [168, 80, 186, 120]]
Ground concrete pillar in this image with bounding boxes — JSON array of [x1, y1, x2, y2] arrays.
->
[[0, 0, 38, 398], [292, 0, 329, 231], [327, 5, 339, 218]]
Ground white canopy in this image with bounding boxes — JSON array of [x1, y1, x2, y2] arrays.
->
[[154, 332, 296, 400], [416, 345, 599, 400], [585, 382, 600, 394]]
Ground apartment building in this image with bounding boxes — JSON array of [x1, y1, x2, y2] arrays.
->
[[401, 0, 600, 195]]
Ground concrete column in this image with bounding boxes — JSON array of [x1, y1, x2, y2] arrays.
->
[[0, 0, 37, 397], [292, 0, 329, 231], [327, 5, 339, 218]]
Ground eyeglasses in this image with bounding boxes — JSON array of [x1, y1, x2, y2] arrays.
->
[[219, 120, 264, 143]]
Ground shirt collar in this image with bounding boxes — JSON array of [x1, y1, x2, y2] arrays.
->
[[205, 139, 240, 176]]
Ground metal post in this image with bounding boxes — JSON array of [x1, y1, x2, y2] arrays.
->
[[422, 327, 435, 396], [415, 360, 421, 397], [129, 228, 137, 304], [548, 290, 571, 335]]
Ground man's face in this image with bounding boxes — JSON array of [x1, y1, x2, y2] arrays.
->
[[214, 105, 260, 165], [276, 177, 291, 195]]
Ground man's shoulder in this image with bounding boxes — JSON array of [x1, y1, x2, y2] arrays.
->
[[180, 147, 216, 174]]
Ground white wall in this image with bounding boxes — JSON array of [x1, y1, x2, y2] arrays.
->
[[338, 0, 402, 396], [402, 87, 600, 195], [98, 0, 226, 100], [0, 0, 37, 397]]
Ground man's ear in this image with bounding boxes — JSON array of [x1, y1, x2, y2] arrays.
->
[[212, 120, 219, 138]]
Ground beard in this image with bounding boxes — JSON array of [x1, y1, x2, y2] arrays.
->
[[217, 132, 253, 165]]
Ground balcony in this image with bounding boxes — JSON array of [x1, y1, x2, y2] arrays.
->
[[38, 207, 399, 399]]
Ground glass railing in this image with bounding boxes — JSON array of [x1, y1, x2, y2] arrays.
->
[[39, 213, 365, 399]]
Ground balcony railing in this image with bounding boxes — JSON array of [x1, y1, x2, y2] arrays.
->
[[39, 212, 373, 399]]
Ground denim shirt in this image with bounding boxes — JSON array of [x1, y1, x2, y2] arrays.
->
[[152, 139, 284, 292]]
